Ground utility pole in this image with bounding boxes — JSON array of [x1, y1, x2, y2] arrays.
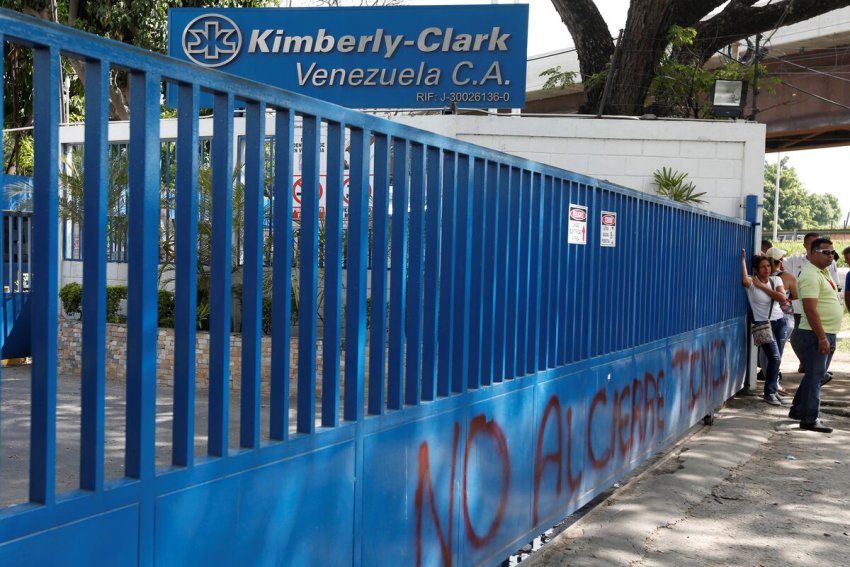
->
[[772, 153, 781, 241]]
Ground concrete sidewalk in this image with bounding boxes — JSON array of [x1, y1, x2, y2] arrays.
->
[[523, 348, 850, 567]]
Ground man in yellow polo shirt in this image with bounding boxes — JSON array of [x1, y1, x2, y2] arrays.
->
[[788, 237, 843, 433]]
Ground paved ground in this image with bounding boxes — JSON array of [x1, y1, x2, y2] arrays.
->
[[0, 366, 300, 507], [522, 346, 850, 567]]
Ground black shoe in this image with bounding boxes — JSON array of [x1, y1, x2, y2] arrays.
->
[[798, 366, 805, 373], [800, 420, 833, 433], [788, 409, 801, 420], [757, 370, 765, 381], [821, 372, 833, 386]]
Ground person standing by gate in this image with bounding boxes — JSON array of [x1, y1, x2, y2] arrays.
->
[[843, 246, 850, 313], [788, 237, 843, 433], [765, 247, 797, 396], [784, 232, 840, 373], [742, 250, 787, 406]]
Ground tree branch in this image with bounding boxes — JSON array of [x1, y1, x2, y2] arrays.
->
[[693, 0, 850, 63]]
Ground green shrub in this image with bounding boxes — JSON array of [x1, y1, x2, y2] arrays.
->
[[105, 285, 127, 323], [262, 295, 272, 335], [260, 290, 299, 336], [197, 302, 210, 330], [59, 282, 83, 318], [158, 290, 175, 328]]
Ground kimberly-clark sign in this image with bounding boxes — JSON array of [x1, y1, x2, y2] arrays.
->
[[167, 5, 528, 109]]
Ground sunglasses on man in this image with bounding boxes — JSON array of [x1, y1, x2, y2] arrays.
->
[[813, 248, 834, 255]]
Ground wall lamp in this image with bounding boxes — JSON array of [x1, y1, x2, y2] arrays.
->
[[710, 79, 748, 118]]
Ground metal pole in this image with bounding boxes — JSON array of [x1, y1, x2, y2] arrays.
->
[[772, 153, 781, 241]]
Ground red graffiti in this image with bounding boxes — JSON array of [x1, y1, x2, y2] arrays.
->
[[416, 416, 510, 565], [463, 415, 510, 548], [672, 340, 729, 416], [565, 407, 583, 494], [588, 389, 612, 468], [533, 397, 563, 525], [416, 339, 731, 563], [587, 368, 669, 471], [416, 423, 460, 567], [532, 401, 585, 525]]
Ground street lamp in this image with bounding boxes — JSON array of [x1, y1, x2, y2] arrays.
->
[[710, 79, 748, 118]]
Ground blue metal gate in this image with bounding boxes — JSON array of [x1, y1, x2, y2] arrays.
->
[[0, 9, 753, 566], [0, 211, 31, 358]]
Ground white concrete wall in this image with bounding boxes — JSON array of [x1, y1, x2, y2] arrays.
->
[[391, 115, 766, 220], [56, 115, 765, 292]]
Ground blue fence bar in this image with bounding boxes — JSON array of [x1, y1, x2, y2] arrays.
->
[[172, 82, 200, 467], [80, 58, 108, 489], [29, 43, 60, 506], [270, 108, 294, 440], [0, 9, 754, 567]]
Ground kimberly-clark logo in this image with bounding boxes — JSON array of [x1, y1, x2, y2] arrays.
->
[[168, 5, 528, 109], [182, 14, 242, 68]]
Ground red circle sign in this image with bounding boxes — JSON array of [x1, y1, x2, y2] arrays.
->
[[292, 178, 324, 205], [570, 208, 587, 221]]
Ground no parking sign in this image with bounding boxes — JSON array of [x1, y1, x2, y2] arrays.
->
[[567, 204, 587, 245], [601, 211, 617, 247]]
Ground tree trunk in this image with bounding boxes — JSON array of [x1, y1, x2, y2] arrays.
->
[[549, 0, 614, 112], [603, 0, 677, 115]]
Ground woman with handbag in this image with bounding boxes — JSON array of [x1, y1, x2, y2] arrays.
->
[[741, 249, 787, 406], [769, 249, 798, 395]]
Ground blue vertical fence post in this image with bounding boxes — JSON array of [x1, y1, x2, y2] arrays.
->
[[80, 58, 108, 490], [344, 127, 370, 422], [454, 154, 473, 393], [505, 167, 521, 379], [298, 114, 320, 434], [209, 93, 234, 457], [437, 152, 457, 396], [368, 134, 390, 415], [323, 120, 344, 427], [126, 70, 161, 566], [30, 45, 60, 505], [468, 158, 486, 389], [240, 100, 266, 448], [172, 82, 199, 467], [388, 138, 409, 410], [482, 160, 498, 385], [270, 108, 294, 440], [493, 164, 511, 381], [0, 32, 4, 385], [405, 143, 425, 406], [421, 146, 442, 401]]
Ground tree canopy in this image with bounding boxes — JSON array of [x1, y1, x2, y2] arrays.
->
[[551, 0, 850, 115], [1, 0, 276, 173], [763, 157, 843, 231]]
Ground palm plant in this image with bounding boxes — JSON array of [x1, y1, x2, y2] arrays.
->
[[6, 148, 130, 256], [652, 167, 707, 205]]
